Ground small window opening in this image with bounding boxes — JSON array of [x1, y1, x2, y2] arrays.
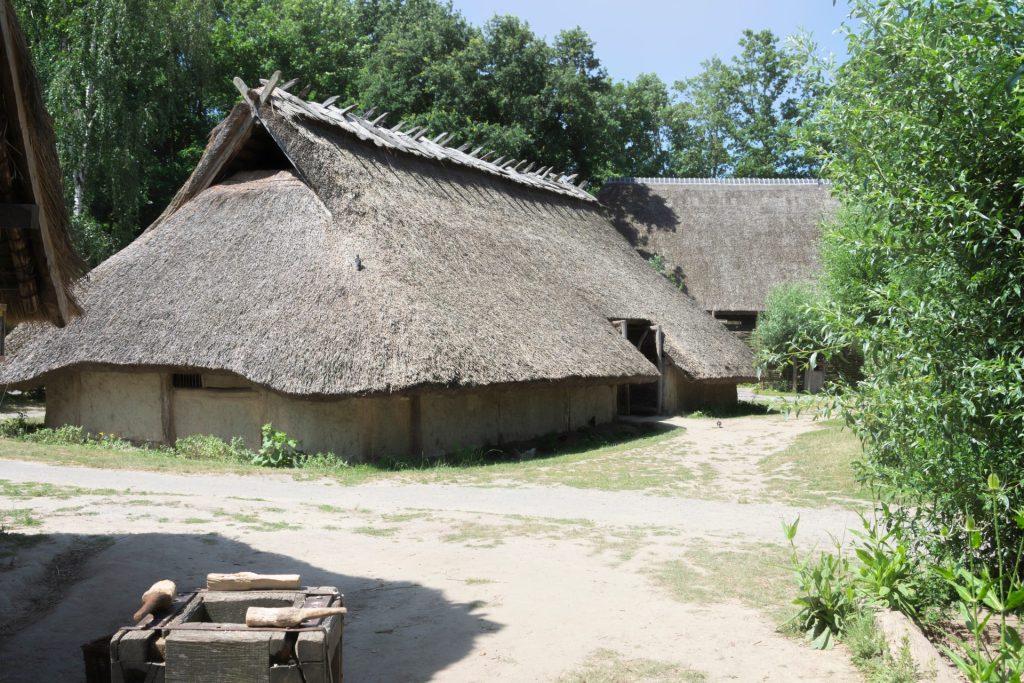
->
[[218, 123, 293, 180], [172, 373, 202, 389]]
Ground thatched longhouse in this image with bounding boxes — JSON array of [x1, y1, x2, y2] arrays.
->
[[0, 0, 81, 325], [0, 78, 753, 459], [599, 178, 836, 332]]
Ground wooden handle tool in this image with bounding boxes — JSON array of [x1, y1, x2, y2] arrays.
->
[[245, 606, 347, 628], [206, 572, 301, 591], [132, 579, 176, 623]]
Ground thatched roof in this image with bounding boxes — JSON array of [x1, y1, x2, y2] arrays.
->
[[599, 178, 837, 313], [0, 0, 81, 325], [0, 78, 753, 395]]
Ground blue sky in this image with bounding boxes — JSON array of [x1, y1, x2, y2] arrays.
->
[[451, 0, 851, 85]]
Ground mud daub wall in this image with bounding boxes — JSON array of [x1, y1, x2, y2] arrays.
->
[[662, 366, 738, 413], [44, 370, 619, 461]]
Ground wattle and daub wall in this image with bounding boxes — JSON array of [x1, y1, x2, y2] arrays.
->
[[42, 367, 729, 460]]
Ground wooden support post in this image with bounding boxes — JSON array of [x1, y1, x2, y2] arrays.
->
[[160, 373, 176, 446], [620, 320, 630, 416], [409, 394, 422, 459], [654, 325, 664, 415]]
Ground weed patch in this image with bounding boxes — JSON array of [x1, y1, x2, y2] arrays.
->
[[558, 648, 706, 683]]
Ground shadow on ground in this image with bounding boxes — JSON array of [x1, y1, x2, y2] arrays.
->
[[0, 532, 498, 682]]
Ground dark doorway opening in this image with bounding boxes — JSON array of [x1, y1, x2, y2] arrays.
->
[[613, 319, 664, 416]]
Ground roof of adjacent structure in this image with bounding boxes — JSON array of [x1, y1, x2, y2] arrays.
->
[[599, 177, 837, 313], [0, 0, 81, 324], [0, 78, 754, 395]]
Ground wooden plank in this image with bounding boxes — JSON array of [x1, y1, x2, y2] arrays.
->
[[269, 665, 304, 683], [165, 630, 272, 683], [206, 572, 301, 591], [655, 326, 665, 415], [296, 594, 343, 663]]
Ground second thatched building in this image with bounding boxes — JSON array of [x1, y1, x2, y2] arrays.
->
[[0, 79, 753, 459]]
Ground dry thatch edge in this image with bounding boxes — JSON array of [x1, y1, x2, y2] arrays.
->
[[0, 0, 83, 324], [13, 362, 663, 400]]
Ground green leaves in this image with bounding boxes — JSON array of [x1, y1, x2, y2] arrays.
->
[[815, 0, 1024, 571]]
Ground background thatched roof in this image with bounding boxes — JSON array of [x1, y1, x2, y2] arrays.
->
[[0, 82, 753, 395], [0, 0, 81, 325], [599, 178, 837, 313]]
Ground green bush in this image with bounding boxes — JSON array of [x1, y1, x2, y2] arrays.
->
[[784, 517, 857, 650], [174, 434, 250, 462], [852, 515, 921, 619], [752, 282, 831, 391], [23, 425, 89, 446], [0, 416, 33, 439], [810, 0, 1024, 570], [250, 423, 303, 468]]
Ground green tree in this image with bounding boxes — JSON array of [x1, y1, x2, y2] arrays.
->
[[17, 0, 215, 263], [210, 0, 365, 110], [667, 30, 821, 178], [815, 0, 1024, 567], [666, 57, 734, 177], [537, 27, 616, 181], [752, 282, 823, 391], [354, 0, 472, 118], [607, 73, 671, 178]]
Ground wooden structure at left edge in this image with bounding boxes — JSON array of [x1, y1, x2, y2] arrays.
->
[[0, 0, 81, 330]]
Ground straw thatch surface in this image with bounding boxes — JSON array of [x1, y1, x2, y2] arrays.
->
[[599, 179, 836, 313], [0, 81, 753, 395], [0, 0, 82, 324]]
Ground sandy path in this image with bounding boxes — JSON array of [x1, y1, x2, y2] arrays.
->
[[0, 414, 863, 682]]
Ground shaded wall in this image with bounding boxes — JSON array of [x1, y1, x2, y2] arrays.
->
[[662, 365, 738, 413], [44, 370, 618, 460]]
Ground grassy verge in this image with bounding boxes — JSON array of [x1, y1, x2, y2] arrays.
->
[[652, 540, 794, 621], [557, 648, 706, 683], [0, 421, 685, 491], [760, 420, 869, 507], [843, 610, 921, 683]]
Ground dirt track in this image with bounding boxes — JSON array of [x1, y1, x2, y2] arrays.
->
[[0, 414, 863, 682]]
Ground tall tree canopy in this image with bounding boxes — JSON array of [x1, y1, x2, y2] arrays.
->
[[16, 1, 823, 264], [667, 29, 819, 178]]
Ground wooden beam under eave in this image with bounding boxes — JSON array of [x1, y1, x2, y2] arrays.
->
[[0, 3, 74, 323]]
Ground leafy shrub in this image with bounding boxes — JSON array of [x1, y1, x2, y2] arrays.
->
[[299, 452, 352, 473], [852, 515, 921, 619], [174, 434, 250, 462], [932, 475, 1024, 682], [812, 0, 1024, 571], [0, 416, 33, 439], [784, 517, 857, 649], [250, 423, 303, 468], [23, 425, 89, 446], [752, 282, 829, 392]]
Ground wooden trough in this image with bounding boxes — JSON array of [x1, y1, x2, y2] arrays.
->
[[104, 585, 344, 683]]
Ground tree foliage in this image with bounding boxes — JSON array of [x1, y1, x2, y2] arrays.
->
[[815, 0, 1024, 567], [752, 282, 824, 389], [668, 30, 820, 178], [16, 2, 823, 264]]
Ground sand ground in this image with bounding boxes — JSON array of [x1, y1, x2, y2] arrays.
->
[[0, 413, 864, 682]]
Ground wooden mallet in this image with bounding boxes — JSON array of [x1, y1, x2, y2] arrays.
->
[[132, 579, 176, 623], [245, 606, 348, 628]]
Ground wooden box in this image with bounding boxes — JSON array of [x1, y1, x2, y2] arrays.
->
[[109, 586, 343, 683]]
